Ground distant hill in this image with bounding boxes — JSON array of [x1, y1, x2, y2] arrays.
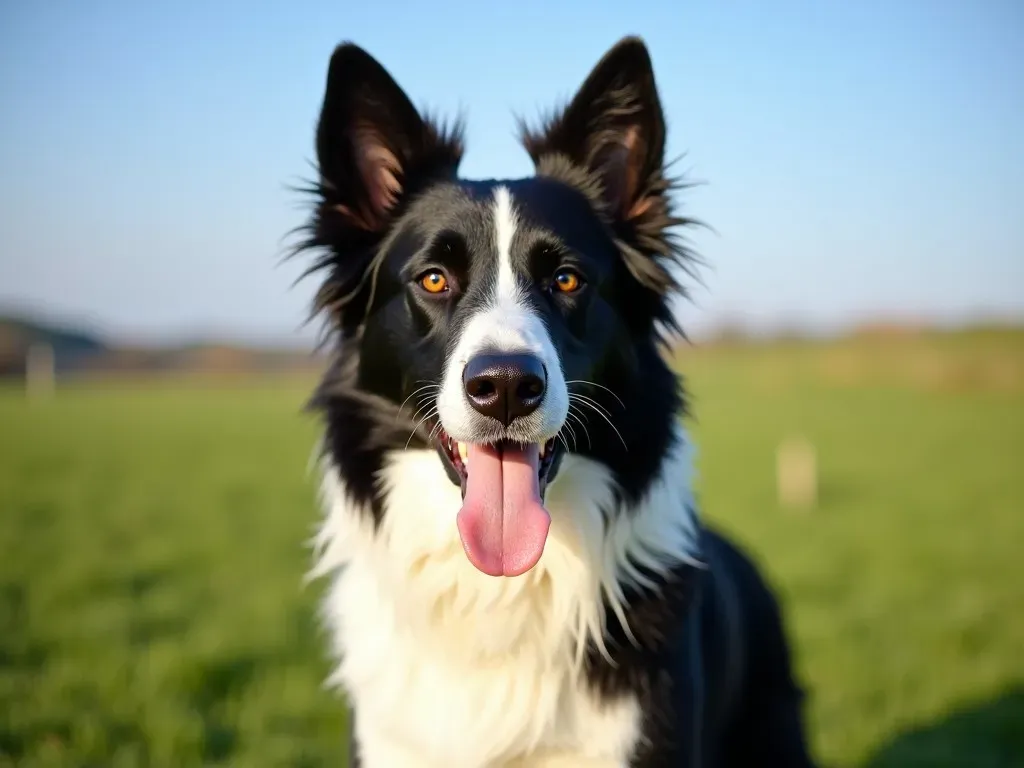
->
[[0, 312, 323, 379], [0, 314, 107, 352], [0, 314, 108, 376]]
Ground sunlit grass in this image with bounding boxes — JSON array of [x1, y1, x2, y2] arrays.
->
[[2, 330, 1022, 766]]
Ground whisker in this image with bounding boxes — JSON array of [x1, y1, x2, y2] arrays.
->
[[570, 396, 628, 451], [396, 383, 439, 419], [565, 380, 625, 410], [410, 410, 438, 445], [405, 406, 439, 451], [569, 393, 614, 422], [426, 417, 446, 443], [566, 405, 592, 449], [560, 417, 579, 452], [409, 398, 437, 426]]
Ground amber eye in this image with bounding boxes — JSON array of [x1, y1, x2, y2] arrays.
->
[[552, 269, 582, 294], [418, 270, 449, 294]]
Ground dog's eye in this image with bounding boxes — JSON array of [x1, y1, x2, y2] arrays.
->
[[417, 270, 449, 294], [552, 268, 583, 294]]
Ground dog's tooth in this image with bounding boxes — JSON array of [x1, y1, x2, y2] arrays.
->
[[538, 442, 546, 457], [457, 442, 468, 462]]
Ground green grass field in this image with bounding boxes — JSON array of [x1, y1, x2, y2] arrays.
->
[[2, 329, 1023, 767]]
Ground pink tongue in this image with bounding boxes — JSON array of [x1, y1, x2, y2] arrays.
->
[[456, 443, 551, 577]]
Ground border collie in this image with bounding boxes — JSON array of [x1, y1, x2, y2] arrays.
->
[[292, 36, 817, 768]]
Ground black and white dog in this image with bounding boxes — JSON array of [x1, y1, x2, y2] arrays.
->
[[293, 36, 817, 768]]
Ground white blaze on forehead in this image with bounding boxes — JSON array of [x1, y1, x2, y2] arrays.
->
[[435, 185, 569, 443], [493, 186, 523, 308]]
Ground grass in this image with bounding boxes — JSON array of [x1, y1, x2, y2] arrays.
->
[[2, 329, 1023, 766]]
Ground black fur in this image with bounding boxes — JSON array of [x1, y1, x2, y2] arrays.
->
[[580, 528, 818, 767], [291, 35, 817, 767]]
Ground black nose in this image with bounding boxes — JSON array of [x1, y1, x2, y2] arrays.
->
[[463, 353, 547, 426]]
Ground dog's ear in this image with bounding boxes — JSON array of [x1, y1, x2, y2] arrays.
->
[[520, 37, 703, 338], [300, 44, 463, 333], [315, 43, 463, 234], [520, 36, 666, 223]]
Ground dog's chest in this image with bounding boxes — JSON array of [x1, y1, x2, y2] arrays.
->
[[310, 450, 690, 766], [326, 561, 641, 768]]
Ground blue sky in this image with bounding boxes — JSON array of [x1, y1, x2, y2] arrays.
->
[[1, 0, 1021, 343]]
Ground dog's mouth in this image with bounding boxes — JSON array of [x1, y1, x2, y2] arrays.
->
[[434, 428, 562, 578], [434, 430, 560, 497]]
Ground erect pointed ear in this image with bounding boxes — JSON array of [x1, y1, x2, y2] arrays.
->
[[315, 43, 463, 233], [520, 36, 666, 222]]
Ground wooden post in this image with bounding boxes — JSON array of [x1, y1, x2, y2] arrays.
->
[[777, 436, 817, 511], [26, 342, 56, 401]]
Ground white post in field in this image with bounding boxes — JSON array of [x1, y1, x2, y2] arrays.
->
[[26, 342, 56, 401], [777, 436, 817, 511]]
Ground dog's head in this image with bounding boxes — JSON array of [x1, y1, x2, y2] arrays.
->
[[297, 37, 700, 577]]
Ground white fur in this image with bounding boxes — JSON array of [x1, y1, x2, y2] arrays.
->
[[310, 424, 703, 767], [437, 186, 569, 444]]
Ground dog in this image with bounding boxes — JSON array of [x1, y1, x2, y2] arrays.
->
[[291, 35, 818, 768]]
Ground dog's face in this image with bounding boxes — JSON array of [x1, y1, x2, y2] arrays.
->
[[299, 38, 697, 577]]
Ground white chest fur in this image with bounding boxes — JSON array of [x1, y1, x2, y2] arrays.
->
[[310, 434, 700, 768]]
